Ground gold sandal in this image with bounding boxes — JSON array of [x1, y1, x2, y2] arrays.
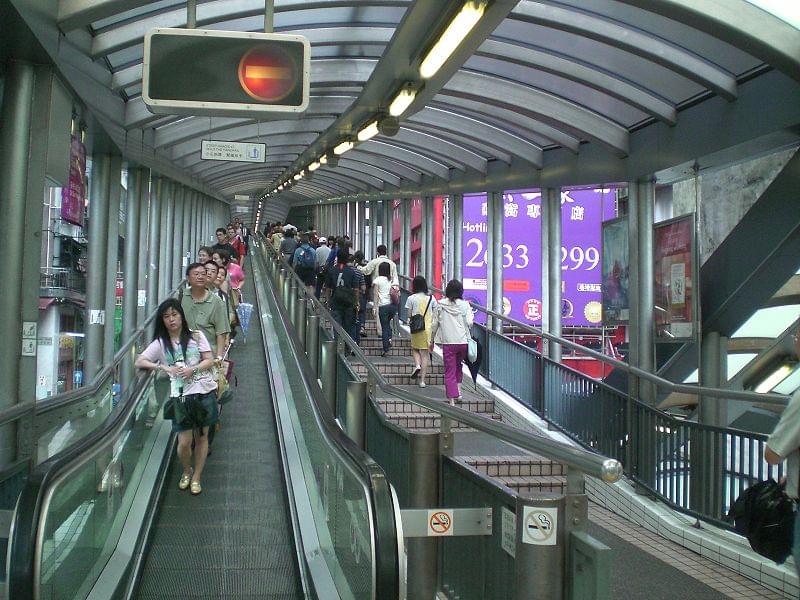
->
[[178, 472, 192, 490], [190, 481, 202, 495]]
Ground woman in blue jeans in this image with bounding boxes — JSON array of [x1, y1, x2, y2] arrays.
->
[[372, 262, 397, 356]]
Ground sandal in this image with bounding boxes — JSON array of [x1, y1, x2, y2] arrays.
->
[[190, 481, 202, 495], [179, 472, 192, 490]]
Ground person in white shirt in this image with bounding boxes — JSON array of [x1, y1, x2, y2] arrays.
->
[[405, 275, 437, 388], [372, 262, 397, 355], [430, 279, 473, 404], [766, 326, 800, 578], [359, 244, 399, 285]]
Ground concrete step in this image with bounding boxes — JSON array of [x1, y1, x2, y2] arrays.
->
[[359, 337, 411, 349], [497, 475, 567, 496], [386, 411, 502, 431], [360, 345, 409, 357], [379, 397, 495, 415], [463, 456, 567, 477]]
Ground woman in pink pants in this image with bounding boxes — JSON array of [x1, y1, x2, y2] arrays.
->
[[431, 279, 474, 404]]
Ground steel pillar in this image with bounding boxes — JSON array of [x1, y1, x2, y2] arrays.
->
[[136, 171, 150, 324], [487, 191, 504, 333], [357, 202, 367, 254], [306, 315, 320, 375], [400, 200, 411, 278], [451, 194, 464, 284], [345, 381, 367, 449], [0, 61, 34, 463], [637, 180, 655, 404], [424, 196, 435, 283], [85, 154, 112, 382], [122, 168, 143, 391], [407, 432, 440, 600], [542, 188, 562, 362], [369, 200, 379, 259], [383, 200, 394, 255], [320, 339, 337, 416], [103, 156, 122, 367], [146, 177, 162, 316], [295, 298, 307, 350]]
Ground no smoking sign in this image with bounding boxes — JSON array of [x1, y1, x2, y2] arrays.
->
[[427, 510, 454, 536], [522, 506, 558, 546]]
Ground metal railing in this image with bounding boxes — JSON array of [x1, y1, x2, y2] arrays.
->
[[39, 267, 87, 294], [396, 274, 784, 526]]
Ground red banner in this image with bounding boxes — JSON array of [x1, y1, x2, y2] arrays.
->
[[61, 136, 86, 227], [654, 214, 695, 340]]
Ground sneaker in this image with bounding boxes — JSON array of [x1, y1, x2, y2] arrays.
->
[[410, 366, 421, 379], [418, 381, 426, 388]]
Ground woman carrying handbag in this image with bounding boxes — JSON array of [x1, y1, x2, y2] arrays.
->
[[430, 279, 473, 405]]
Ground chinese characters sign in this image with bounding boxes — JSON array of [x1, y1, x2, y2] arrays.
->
[[654, 214, 695, 340], [61, 135, 86, 227], [461, 188, 616, 326]]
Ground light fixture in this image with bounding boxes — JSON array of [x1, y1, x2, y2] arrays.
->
[[334, 139, 354, 155], [278, 184, 284, 191], [357, 120, 379, 142], [378, 115, 400, 137], [293, 173, 302, 181], [389, 85, 417, 117], [320, 154, 328, 164], [419, 0, 487, 79], [308, 161, 320, 172], [754, 362, 796, 393]]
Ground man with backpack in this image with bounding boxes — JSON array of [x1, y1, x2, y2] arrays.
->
[[293, 233, 317, 296], [324, 252, 363, 343]]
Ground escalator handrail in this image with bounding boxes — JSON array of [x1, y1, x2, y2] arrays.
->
[[397, 274, 790, 407], [7, 369, 156, 600], [254, 240, 400, 598], [266, 239, 622, 483]]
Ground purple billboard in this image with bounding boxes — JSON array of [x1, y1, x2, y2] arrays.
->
[[461, 188, 617, 327]]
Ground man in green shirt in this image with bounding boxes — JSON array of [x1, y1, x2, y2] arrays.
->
[[181, 262, 230, 356]]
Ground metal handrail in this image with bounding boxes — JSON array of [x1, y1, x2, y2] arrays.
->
[[0, 280, 186, 429], [262, 238, 622, 484], [397, 275, 789, 408]]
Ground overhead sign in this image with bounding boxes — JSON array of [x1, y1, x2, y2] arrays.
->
[[143, 28, 310, 117], [201, 140, 266, 163]]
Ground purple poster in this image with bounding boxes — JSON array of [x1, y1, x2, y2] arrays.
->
[[461, 188, 616, 327], [61, 135, 86, 227]]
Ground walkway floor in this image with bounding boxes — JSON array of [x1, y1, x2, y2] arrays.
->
[[350, 316, 786, 599]]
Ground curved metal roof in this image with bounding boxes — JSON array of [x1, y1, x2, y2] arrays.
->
[[22, 0, 800, 215]]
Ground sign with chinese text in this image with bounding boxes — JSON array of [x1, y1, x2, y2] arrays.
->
[[201, 140, 266, 163], [654, 214, 696, 340], [461, 188, 616, 327], [61, 135, 86, 227]]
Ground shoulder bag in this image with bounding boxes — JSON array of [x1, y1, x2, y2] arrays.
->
[[409, 296, 431, 334], [461, 306, 478, 362]]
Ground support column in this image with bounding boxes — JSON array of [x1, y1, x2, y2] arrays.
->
[[137, 171, 150, 324], [383, 200, 393, 252], [451, 194, 464, 284], [486, 191, 504, 333], [173, 185, 185, 282], [146, 177, 162, 316], [0, 61, 34, 463], [400, 200, 411, 278], [541, 188, 562, 362], [637, 180, 655, 404], [369, 200, 378, 259], [162, 180, 175, 295], [357, 202, 367, 255], [122, 168, 143, 390], [85, 154, 112, 382], [700, 332, 729, 426], [424, 196, 435, 282], [407, 432, 440, 600], [103, 156, 122, 366]]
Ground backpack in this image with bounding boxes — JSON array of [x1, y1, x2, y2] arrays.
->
[[296, 245, 316, 269], [331, 269, 356, 309], [727, 478, 794, 563]]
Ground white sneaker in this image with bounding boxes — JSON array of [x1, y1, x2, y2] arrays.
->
[[418, 381, 426, 388]]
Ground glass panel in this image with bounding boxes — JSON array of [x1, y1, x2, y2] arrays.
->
[[727, 352, 757, 380], [37, 379, 166, 600], [744, 1, 800, 29], [731, 304, 800, 338]]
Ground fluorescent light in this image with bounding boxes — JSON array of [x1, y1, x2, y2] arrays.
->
[[389, 87, 416, 117], [308, 161, 320, 172], [755, 363, 795, 393], [320, 155, 328, 164], [419, 1, 486, 79], [278, 184, 283, 190], [334, 140, 354, 155], [293, 173, 302, 181], [357, 121, 379, 142]]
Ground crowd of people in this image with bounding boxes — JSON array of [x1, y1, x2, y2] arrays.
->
[[135, 218, 250, 496], [262, 221, 474, 405]]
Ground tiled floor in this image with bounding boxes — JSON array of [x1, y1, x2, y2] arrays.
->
[[590, 503, 786, 599]]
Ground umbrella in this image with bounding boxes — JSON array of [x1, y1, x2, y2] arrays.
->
[[236, 302, 254, 342], [464, 335, 484, 389]]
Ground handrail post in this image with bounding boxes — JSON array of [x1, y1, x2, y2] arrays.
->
[[287, 279, 297, 327], [345, 381, 367, 449], [407, 431, 440, 600], [320, 340, 337, 416], [514, 494, 567, 600], [295, 297, 307, 350], [306, 314, 320, 375]]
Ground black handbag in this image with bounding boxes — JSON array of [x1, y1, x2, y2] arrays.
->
[[727, 478, 795, 563], [409, 296, 432, 334]]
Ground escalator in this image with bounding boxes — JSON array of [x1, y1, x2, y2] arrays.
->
[[6, 247, 402, 599]]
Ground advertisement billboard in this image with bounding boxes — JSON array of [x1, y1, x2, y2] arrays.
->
[[461, 188, 616, 327], [654, 214, 696, 340], [601, 216, 630, 324]]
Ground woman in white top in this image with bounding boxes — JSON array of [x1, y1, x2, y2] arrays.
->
[[430, 279, 473, 404], [135, 299, 217, 495], [405, 275, 437, 388], [372, 262, 398, 355]]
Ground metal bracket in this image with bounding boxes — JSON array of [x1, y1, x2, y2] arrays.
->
[[401, 507, 492, 537]]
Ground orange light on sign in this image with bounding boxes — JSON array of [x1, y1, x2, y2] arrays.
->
[[237, 46, 297, 103]]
